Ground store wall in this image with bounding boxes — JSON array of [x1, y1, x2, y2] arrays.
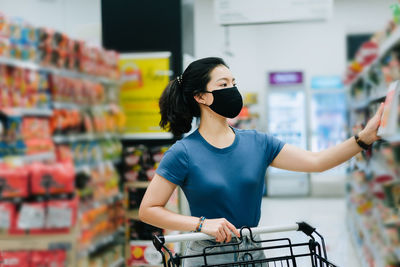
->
[[194, 0, 395, 132], [0, 0, 102, 45]]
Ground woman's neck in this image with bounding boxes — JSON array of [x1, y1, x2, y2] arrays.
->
[[198, 113, 235, 149]]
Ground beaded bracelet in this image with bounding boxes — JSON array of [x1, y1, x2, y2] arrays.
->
[[195, 216, 206, 232]]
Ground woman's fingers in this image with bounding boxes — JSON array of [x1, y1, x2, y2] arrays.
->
[[226, 221, 240, 237], [200, 218, 239, 243], [223, 225, 232, 243], [217, 228, 226, 243]]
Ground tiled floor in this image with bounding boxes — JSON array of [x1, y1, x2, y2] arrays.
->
[[258, 197, 360, 267]]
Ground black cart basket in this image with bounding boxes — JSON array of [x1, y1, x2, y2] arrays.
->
[[153, 222, 338, 267]]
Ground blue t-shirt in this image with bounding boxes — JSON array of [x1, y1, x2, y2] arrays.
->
[[156, 128, 285, 228]]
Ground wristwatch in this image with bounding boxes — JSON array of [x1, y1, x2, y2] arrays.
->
[[354, 134, 372, 150]]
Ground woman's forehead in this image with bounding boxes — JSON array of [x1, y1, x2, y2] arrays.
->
[[210, 65, 234, 81]]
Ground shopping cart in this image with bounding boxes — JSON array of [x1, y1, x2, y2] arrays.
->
[[153, 222, 338, 267]]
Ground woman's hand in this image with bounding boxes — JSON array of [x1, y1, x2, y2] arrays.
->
[[201, 218, 240, 243], [358, 102, 385, 145]]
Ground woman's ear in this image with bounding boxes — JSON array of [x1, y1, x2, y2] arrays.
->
[[194, 93, 208, 105]]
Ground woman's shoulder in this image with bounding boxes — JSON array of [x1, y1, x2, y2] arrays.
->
[[234, 128, 278, 145], [166, 131, 199, 154], [235, 128, 266, 138]]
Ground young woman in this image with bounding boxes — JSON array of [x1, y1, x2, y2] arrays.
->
[[139, 57, 383, 266]]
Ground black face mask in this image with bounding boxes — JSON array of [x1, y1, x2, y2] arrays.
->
[[204, 86, 243, 118]]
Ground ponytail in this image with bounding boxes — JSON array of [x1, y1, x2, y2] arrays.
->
[[159, 57, 228, 137], [159, 78, 193, 136]]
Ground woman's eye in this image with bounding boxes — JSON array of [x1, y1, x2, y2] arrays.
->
[[233, 83, 237, 87], [221, 83, 227, 87]]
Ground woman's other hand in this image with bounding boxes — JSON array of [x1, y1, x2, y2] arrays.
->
[[358, 102, 385, 144]]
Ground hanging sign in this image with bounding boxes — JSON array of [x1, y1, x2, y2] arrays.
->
[[215, 0, 333, 25], [269, 72, 303, 86]]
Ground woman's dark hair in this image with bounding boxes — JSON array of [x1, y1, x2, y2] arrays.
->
[[159, 57, 228, 136]]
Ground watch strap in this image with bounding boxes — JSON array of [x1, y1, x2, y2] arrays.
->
[[354, 134, 371, 150]]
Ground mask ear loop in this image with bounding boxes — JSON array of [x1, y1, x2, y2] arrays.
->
[[195, 91, 213, 107]]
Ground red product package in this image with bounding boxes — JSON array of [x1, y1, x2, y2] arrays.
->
[[24, 139, 55, 155], [31, 250, 66, 267], [29, 162, 75, 195], [0, 202, 16, 233], [56, 145, 74, 163], [1, 251, 30, 267], [0, 166, 29, 199], [46, 197, 78, 229], [49, 250, 67, 267], [21, 118, 51, 140], [128, 241, 162, 266]]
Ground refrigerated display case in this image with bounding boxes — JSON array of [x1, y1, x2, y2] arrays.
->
[[266, 71, 309, 196], [309, 77, 347, 196]]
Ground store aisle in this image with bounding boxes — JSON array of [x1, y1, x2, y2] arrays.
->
[[259, 197, 360, 267]]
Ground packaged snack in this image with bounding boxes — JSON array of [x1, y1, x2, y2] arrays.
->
[[128, 240, 163, 266], [31, 250, 67, 267], [0, 166, 29, 199], [0, 36, 10, 57], [0, 12, 9, 38], [1, 251, 30, 267], [29, 162, 75, 195]]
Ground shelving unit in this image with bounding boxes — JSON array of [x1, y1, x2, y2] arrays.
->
[[0, 107, 54, 117], [0, 56, 118, 85], [126, 181, 151, 189], [346, 23, 400, 267], [346, 27, 400, 88], [119, 138, 180, 266], [0, 51, 123, 267], [0, 228, 78, 265]]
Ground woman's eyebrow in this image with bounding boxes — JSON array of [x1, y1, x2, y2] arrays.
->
[[216, 77, 236, 82]]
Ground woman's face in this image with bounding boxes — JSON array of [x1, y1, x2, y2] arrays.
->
[[202, 65, 236, 106]]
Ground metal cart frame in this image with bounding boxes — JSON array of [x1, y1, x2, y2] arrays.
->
[[153, 222, 337, 267]]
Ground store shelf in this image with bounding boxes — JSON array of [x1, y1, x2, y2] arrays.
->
[[0, 107, 53, 117], [379, 26, 400, 57], [52, 102, 81, 110], [79, 227, 124, 258], [52, 101, 114, 111], [53, 132, 121, 144], [0, 152, 56, 165], [110, 258, 125, 267], [0, 227, 77, 250], [24, 152, 56, 163], [382, 134, 400, 144], [126, 181, 150, 189], [395, 248, 400, 261], [101, 193, 124, 206], [0, 56, 119, 85], [350, 91, 387, 111], [74, 159, 121, 173], [127, 209, 140, 220], [346, 27, 400, 87], [348, 205, 386, 267], [122, 132, 174, 140]]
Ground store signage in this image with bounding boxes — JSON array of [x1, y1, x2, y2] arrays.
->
[[269, 72, 303, 85], [119, 52, 171, 134], [311, 76, 343, 89], [214, 0, 333, 25]]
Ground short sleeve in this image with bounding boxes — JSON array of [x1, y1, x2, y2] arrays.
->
[[265, 134, 285, 166], [156, 141, 189, 186]]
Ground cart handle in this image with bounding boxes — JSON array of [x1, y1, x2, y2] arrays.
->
[[155, 222, 315, 245]]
